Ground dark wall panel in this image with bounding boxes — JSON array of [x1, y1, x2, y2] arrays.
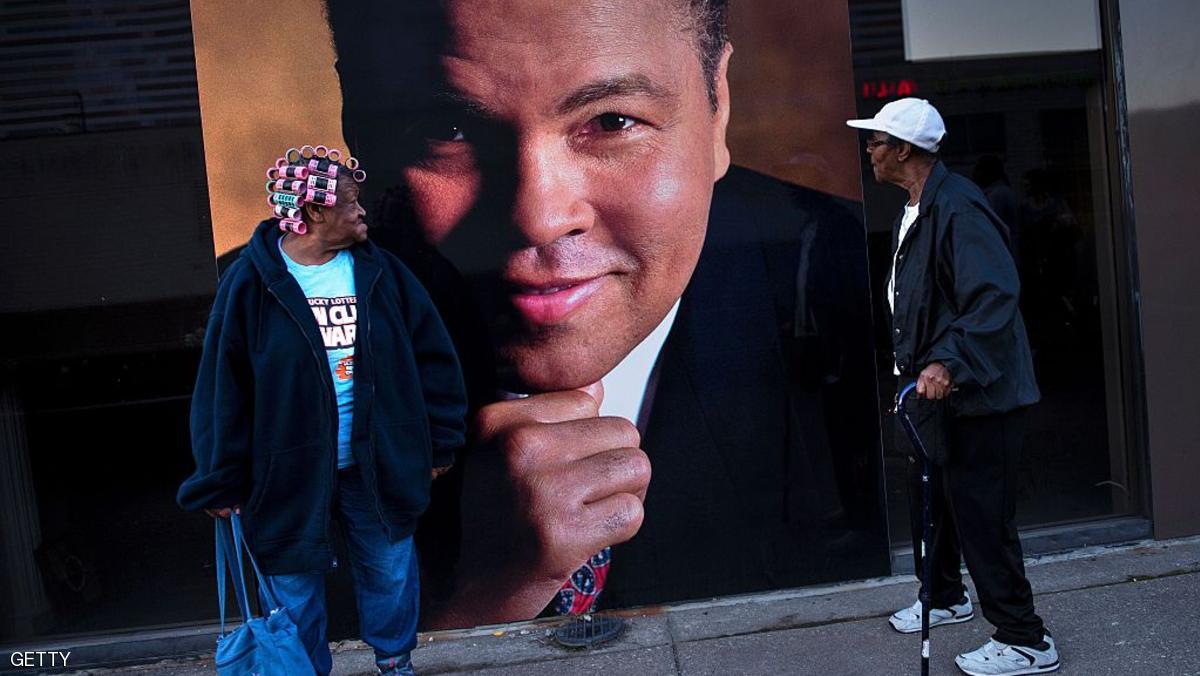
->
[[1120, 0, 1200, 538]]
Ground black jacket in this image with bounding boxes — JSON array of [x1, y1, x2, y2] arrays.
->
[[178, 221, 467, 574], [413, 166, 891, 609], [887, 161, 1040, 416], [601, 166, 890, 606]]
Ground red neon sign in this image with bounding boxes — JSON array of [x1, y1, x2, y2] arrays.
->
[[861, 79, 918, 100]]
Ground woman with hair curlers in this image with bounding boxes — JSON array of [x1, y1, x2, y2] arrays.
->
[[179, 145, 468, 676]]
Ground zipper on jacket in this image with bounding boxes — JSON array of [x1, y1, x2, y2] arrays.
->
[[266, 284, 340, 570], [360, 266, 392, 538]]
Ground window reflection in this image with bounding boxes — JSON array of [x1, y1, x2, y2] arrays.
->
[[849, 0, 1135, 541]]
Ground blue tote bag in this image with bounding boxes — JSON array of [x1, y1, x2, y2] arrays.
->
[[214, 514, 315, 676]]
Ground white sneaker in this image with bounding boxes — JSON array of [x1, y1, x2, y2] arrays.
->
[[888, 592, 974, 633], [955, 635, 1060, 675]]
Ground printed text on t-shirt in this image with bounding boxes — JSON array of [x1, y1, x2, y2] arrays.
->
[[308, 296, 357, 349]]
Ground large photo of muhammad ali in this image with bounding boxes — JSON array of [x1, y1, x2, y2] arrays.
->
[[191, 0, 888, 628]]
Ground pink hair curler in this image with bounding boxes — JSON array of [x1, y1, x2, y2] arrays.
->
[[314, 145, 328, 158], [307, 175, 337, 191], [306, 156, 340, 178], [300, 144, 316, 159], [273, 204, 301, 219], [285, 147, 303, 163], [280, 218, 307, 235], [278, 165, 308, 179], [304, 189, 337, 207], [328, 148, 342, 162], [352, 169, 367, 183], [345, 156, 359, 170], [269, 178, 306, 193]]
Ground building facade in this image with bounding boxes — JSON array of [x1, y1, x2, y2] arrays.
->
[[0, 0, 1196, 658]]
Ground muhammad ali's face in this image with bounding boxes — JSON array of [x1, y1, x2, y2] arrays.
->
[[370, 0, 730, 392]]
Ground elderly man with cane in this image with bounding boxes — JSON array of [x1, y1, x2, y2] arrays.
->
[[848, 98, 1059, 675]]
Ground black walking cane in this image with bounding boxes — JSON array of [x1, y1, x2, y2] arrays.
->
[[897, 381, 933, 676]]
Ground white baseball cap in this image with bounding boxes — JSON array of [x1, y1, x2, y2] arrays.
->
[[846, 98, 945, 152]]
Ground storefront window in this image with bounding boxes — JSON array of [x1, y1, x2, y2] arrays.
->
[[3, 0, 894, 643], [849, 0, 1141, 541], [0, 0, 216, 640], [1, 0, 1149, 648]]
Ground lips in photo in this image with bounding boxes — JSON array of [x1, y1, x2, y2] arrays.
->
[[505, 275, 609, 326]]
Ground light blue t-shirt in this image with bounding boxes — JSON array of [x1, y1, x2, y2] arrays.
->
[[280, 239, 357, 469]]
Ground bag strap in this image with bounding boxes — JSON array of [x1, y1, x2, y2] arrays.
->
[[229, 513, 283, 611], [215, 520, 226, 635], [215, 518, 253, 632]]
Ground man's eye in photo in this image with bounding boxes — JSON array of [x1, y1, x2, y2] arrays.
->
[[405, 116, 470, 144], [425, 122, 466, 143], [593, 113, 638, 133]]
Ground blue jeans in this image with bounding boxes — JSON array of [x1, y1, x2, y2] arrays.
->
[[261, 469, 419, 676]]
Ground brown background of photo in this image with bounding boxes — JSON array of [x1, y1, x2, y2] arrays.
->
[[190, 0, 864, 256]]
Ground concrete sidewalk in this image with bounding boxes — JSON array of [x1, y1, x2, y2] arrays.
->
[[47, 537, 1200, 675]]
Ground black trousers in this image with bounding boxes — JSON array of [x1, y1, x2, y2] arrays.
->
[[906, 407, 1046, 647]]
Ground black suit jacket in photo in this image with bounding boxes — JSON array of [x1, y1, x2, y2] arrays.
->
[[602, 166, 889, 607], [396, 166, 890, 612]]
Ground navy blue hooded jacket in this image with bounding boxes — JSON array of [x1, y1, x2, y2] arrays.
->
[[178, 220, 467, 574]]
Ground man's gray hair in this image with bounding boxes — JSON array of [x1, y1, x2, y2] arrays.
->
[[683, 0, 731, 111]]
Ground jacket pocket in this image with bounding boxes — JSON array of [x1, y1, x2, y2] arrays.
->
[[372, 419, 432, 515], [246, 442, 325, 543]]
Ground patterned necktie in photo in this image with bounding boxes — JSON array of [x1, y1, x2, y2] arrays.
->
[[555, 547, 611, 615]]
